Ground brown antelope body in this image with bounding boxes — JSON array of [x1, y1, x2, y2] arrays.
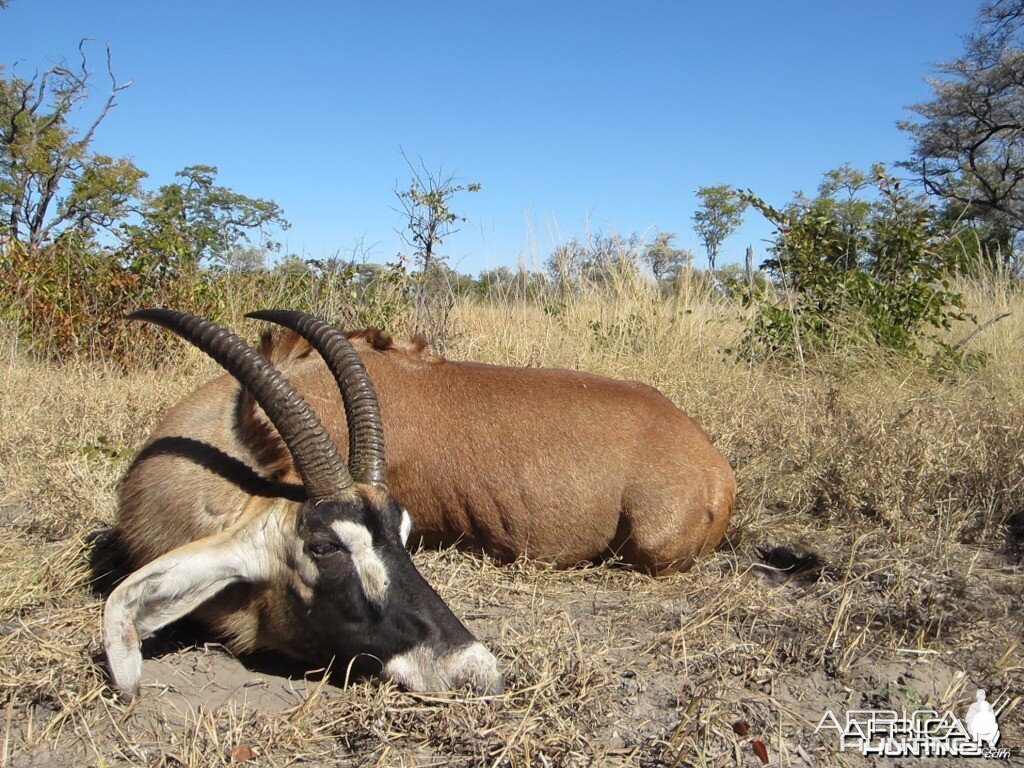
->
[[119, 317, 735, 586]]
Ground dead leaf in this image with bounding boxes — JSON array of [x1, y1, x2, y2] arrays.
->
[[230, 744, 256, 763], [752, 739, 769, 764]]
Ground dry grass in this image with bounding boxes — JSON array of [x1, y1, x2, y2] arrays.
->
[[1, 273, 1023, 766]]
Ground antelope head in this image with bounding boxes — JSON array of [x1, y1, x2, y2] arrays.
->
[[103, 309, 503, 698]]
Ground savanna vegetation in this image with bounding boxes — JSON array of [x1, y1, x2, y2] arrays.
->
[[1, 1, 1022, 766]]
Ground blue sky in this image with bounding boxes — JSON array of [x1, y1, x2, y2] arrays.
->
[[2, 1, 978, 274]]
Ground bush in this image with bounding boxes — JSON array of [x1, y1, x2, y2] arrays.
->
[[1, 235, 223, 363], [0, 237, 417, 365], [739, 167, 971, 361]]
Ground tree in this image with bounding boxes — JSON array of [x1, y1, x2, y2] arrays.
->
[[273, 254, 313, 279], [692, 185, 747, 274], [392, 153, 480, 335], [352, 261, 389, 285], [126, 165, 288, 272], [546, 237, 588, 286], [740, 165, 968, 359], [900, 0, 1024, 235], [817, 164, 874, 271], [393, 154, 480, 280], [545, 232, 642, 290], [219, 244, 268, 273], [422, 260, 476, 296], [642, 231, 692, 281], [0, 44, 145, 250], [479, 265, 516, 296]]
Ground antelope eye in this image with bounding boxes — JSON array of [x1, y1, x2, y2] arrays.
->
[[308, 540, 344, 559]]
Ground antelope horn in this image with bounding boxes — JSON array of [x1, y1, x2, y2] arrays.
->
[[130, 309, 353, 499], [246, 310, 387, 486]]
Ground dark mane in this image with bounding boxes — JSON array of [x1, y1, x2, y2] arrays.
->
[[345, 328, 431, 356], [239, 326, 434, 473], [258, 326, 431, 364]]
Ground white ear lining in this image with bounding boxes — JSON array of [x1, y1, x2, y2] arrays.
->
[[103, 524, 275, 699]]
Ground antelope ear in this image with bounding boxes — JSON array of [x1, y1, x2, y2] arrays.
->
[[103, 526, 274, 699]]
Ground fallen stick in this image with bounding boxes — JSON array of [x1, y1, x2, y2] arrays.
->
[[950, 311, 1012, 351]]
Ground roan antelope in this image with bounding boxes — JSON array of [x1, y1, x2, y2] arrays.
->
[[104, 309, 503, 699], [241, 309, 736, 574]]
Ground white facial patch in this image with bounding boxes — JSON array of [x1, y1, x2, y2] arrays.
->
[[331, 520, 390, 606], [381, 643, 440, 691], [399, 507, 412, 547]]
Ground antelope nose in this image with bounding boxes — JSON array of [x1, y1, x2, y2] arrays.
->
[[381, 641, 504, 695], [444, 642, 504, 695]]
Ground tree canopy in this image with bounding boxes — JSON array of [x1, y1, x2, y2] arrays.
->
[[642, 231, 692, 281], [125, 165, 288, 270], [0, 45, 144, 250], [900, 0, 1024, 235], [692, 185, 747, 273]]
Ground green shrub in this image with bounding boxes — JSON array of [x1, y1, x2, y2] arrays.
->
[[739, 167, 970, 361], [1, 234, 224, 363]]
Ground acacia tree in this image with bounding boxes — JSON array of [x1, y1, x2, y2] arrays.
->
[[900, 0, 1023, 238], [392, 154, 480, 335], [125, 165, 288, 272], [642, 231, 692, 281], [692, 185, 747, 275], [0, 44, 145, 250]]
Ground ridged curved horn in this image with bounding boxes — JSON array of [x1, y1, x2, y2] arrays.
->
[[246, 309, 387, 487], [130, 309, 353, 500]]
